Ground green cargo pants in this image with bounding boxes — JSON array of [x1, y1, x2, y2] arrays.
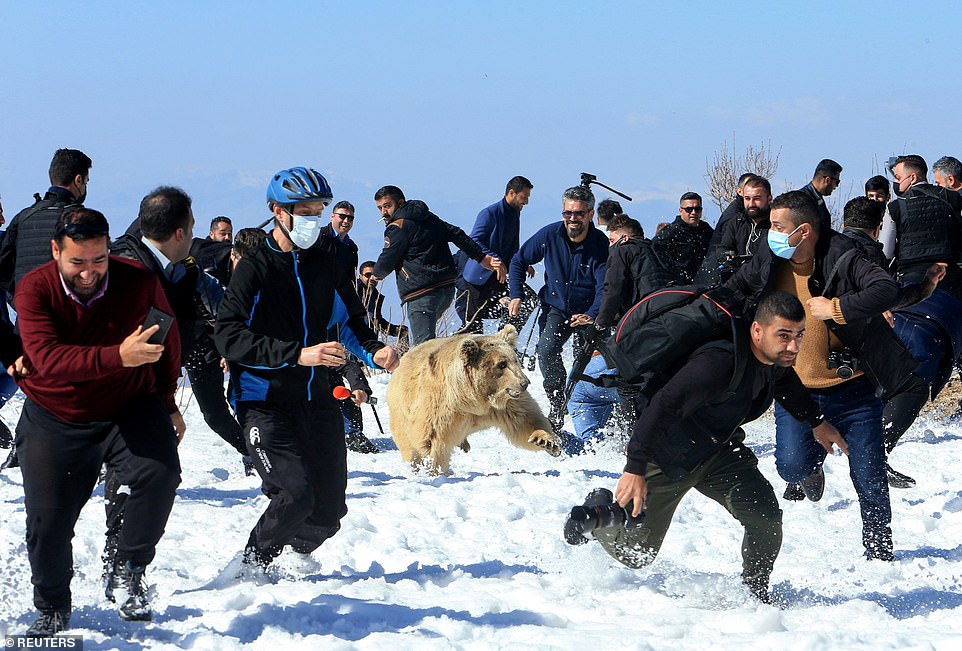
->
[[593, 439, 782, 592]]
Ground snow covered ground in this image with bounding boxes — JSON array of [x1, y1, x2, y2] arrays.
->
[[2, 365, 962, 650]]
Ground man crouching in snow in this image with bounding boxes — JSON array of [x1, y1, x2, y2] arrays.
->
[[566, 291, 847, 603]]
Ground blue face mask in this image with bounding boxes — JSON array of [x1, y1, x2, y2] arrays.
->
[[767, 224, 803, 259]]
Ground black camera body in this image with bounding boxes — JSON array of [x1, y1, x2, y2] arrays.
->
[[580, 172, 597, 189], [827, 348, 859, 379], [564, 492, 646, 545], [719, 250, 753, 271]]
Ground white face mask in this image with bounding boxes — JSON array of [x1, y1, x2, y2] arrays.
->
[[287, 212, 322, 249]]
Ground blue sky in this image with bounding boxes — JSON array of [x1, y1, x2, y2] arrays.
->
[[1, 1, 958, 292]]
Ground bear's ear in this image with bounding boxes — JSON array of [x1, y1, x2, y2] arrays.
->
[[460, 338, 485, 367], [497, 324, 518, 346]]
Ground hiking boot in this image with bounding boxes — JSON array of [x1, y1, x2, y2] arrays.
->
[[117, 562, 151, 621], [885, 462, 916, 489], [0, 447, 18, 471], [102, 534, 120, 602], [346, 431, 380, 454], [25, 608, 71, 637], [864, 528, 894, 562], [242, 533, 281, 572], [800, 466, 825, 502], [0, 421, 11, 449], [782, 483, 805, 501], [242, 455, 257, 477]]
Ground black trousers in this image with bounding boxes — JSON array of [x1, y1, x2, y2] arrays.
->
[[17, 396, 181, 612], [185, 345, 246, 456], [239, 400, 347, 558]]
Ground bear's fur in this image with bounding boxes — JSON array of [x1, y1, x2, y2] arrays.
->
[[386, 325, 560, 474]]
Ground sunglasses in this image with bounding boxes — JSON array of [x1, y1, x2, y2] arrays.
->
[[332, 212, 355, 221], [681, 206, 703, 214], [562, 210, 587, 219]]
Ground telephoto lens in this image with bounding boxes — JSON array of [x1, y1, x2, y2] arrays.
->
[[564, 488, 646, 545]]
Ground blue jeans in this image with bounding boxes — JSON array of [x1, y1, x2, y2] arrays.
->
[[567, 355, 620, 442], [406, 285, 455, 346], [892, 313, 945, 385], [774, 377, 891, 550]]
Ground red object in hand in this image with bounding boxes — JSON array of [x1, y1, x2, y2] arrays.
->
[[332, 386, 352, 400]]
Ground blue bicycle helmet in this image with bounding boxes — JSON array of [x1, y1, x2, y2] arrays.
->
[[266, 167, 333, 206]]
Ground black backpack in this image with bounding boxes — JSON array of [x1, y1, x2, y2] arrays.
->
[[566, 284, 745, 400]]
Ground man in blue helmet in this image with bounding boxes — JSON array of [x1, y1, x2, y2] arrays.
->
[[214, 166, 399, 573]]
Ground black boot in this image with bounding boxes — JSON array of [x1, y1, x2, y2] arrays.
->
[[885, 461, 916, 489], [782, 483, 805, 501], [102, 534, 120, 602], [346, 431, 380, 454], [0, 447, 18, 471], [0, 420, 11, 449], [118, 562, 151, 621], [25, 608, 71, 637]]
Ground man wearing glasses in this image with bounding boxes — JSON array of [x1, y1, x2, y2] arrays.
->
[[800, 159, 843, 230], [321, 201, 359, 272], [508, 186, 609, 430], [651, 192, 714, 284]]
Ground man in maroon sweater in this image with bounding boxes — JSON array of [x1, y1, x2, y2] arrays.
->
[[14, 207, 182, 637]]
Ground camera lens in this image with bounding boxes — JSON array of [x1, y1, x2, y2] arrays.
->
[[835, 365, 854, 380]]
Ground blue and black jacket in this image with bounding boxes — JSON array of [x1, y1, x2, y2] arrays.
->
[[214, 232, 384, 405]]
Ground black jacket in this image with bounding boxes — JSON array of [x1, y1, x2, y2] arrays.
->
[[696, 212, 769, 285], [319, 225, 359, 273], [627, 335, 820, 480], [651, 217, 713, 283], [189, 238, 233, 287], [725, 229, 917, 396], [111, 234, 223, 363], [596, 236, 681, 329], [800, 182, 833, 230], [888, 183, 962, 301], [373, 200, 485, 302], [0, 187, 79, 295], [214, 233, 384, 405]]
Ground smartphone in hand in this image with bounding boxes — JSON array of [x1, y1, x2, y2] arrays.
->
[[144, 306, 174, 345]]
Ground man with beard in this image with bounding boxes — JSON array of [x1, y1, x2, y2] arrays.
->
[[15, 207, 182, 635], [932, 156, 962, 193], [372, 185, 499, 345], [456, 176, 538, 334], [800, 159, 843, 230], [725, 190, 914, 561], [0, 149, 92, 298], [699, 176, 774, 285], [508, 185, 609, 430]]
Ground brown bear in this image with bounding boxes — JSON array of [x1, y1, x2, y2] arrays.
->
[[386, 325, 560, 474]]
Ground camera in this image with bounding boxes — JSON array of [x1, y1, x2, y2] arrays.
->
[[719, 250, 753, 271], [827, 348, 859, 379], [563, 488, 646, 545], [579, 172, 597, 189]]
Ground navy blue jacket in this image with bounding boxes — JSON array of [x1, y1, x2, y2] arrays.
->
[[463, 198, 518, 286], [214, 232, 384, 405], [509, 222, 608, 317]]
